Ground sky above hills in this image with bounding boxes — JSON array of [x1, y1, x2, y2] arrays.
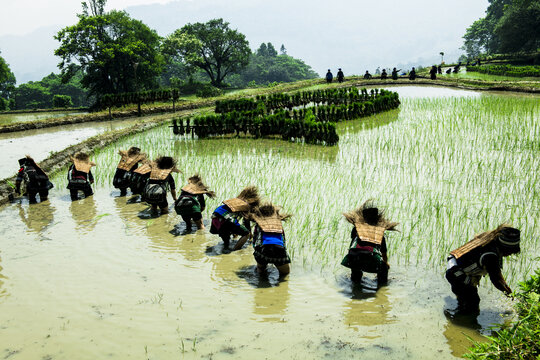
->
[[0, 0, 489, 84]]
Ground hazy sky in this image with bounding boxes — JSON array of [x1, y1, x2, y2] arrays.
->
[[0, 0, 489, 83]]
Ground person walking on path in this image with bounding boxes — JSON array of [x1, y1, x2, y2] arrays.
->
[[337, 68, 344, 83]]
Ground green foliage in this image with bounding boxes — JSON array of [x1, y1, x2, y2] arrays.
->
[[55, 3, 163, 98], [467, 64, 540, 77], [0, 97, 8, 111], [0, 51, 16, 106], [163, 18, 250, 87], [93, 88, 180, 110], [465, 269, 540, 360], [196, 85, 223, 98], [463, 0, 540, 57], [52, 94, 73, 108], [13, 82, 52, 109]]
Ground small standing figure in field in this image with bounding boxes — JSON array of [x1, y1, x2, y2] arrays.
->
[[341, 202, 398, 285], [129, 161, 151, 197], [437, 65, 442, 74], [142, 156, 179, 215], [380, 69, 388, 80], [67, 152, 95, 201], [249, 202, 292, 277], [445, 68, 452, 74], [113, 147, 146, 196], [14, 155, 53, 203], [326, 69, 333, 83], [446, 225, 520, 314], [391, 67, 400, 80], [337, 68, 345, 83], [210, 186, 260, 250], [175, 174, 216, 231], [430, 65, 437, 80], [363, 71, 372, 79], [409, 67, 416, 80]]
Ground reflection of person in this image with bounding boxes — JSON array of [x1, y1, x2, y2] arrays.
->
[[69, 196, 98, 231], [17, 201, 55, 233], [446, 225, 520, 314], [337, 68, 344, 83], [341, 201, 398, 285], [175, 174, 216, 231], [325, 69, 333, 83], [363, 71, 372, 79], [344, 286, 392, 327], [113, 147, 146, 196], [15, 155, 53, 203], [142, 156, 179, 215], [67, 152, 95, 201], [253, 278, 290, 322], [249, 202, 292, 277], [210, 186, 260, 250]]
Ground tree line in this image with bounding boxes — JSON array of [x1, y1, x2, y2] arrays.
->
[[0, 0, 318, 111]]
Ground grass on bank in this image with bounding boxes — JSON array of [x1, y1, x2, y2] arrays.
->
[[465, 269, 540, 360]]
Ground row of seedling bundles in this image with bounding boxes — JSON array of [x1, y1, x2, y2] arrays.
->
[[215, 87, 390, 113]]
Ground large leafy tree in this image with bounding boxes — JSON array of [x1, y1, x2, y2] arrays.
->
[[0, 51, 16, 107], [55, 0, 163, 97], [163, 18, 250, 87]]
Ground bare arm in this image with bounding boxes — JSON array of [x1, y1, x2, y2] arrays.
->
[[485, 257, 512, 294]]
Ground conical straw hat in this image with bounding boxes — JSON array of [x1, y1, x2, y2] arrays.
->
[[117, 151, 146, 171], [134, 162, 152, 175]]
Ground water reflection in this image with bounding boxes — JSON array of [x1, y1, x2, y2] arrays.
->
[[17, 201, 55, 234], [252, 276, 290, 322], [69, 196, 98, 231], [0, 255, 7, 299], [343, 286, 394, 329]]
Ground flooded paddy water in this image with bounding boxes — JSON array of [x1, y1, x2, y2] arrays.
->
[[0, 86, 538, 359]]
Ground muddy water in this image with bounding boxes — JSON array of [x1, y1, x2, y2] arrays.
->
[[0, 118, 143, 180], [0, 111, 88, 126], [0, 87, 535, 359], [0, 191, 512, 359]]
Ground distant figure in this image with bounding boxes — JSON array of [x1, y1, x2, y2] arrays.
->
[[408, 67, 416, 80], [381, 69, 388, 80], [142, 156, 179, 215], [375, 67, 381, 75], [67, 152, 95, 201], [210, 186, 260, 250], [391, 68, 400, 80], [466, 60, 470, 67], [430, 66, 437, 80], [113, 147, 146, 196], [249, 202, 292, 277], [446, 225, 520, 314], [175, 173, 215, 231], [337, 68, 344, 83], [14, 155, 53, 203], [437, 65, 442, 74], [341, 201, 399, 285], [446, 68, 452, 74], [477, 58, 481, 66], [363, 71, 372, 79], [326, 69, 333, 83], [453, 63, 461, 73]]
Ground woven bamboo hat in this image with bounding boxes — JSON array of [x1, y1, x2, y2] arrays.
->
[[223, 185, 260, 213], [181, 174, 215, 197], [70, 152, 96, 173], [343, 200, 398, 245], [117, 148, 146, 171], [134, 161, 152, 175], [249, 202, 291, 233], [450, 224, 520, 259], [149, 156, 180, 180]]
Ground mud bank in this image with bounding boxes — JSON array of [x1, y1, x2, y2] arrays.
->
[[0, 110, 198, 206]]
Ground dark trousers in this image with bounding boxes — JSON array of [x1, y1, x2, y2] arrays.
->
[[70, 185, 93, 201], [351, 263, 389, 284], [28, 189, 49, 203], [446, 268, 480, 312]]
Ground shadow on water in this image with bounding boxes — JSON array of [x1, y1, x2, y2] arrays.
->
[[68, 196, 98, 232], [169, 219, 210, 236]]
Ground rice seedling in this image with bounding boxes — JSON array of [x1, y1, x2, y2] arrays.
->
[[50, 93, 540, 285]]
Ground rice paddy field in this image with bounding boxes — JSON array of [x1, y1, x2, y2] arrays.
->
[[0, 111, 88, 126], [0, 86, 538, 359]]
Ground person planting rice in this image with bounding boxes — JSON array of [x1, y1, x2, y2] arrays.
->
[[446, 225, 520, 314], [113, 147, 146, 196], [341, 201, 398, 285], [210, 186, 260, 250], [175, 174, 215, 231], [430, 65, 437, 80], [14, 155, 53, 203], [142, 156, 179, 215], [129, 160, 152, 196], [67, 152, 95, 201], [248, 202, 292, 277], [391, 67, 400, 80], [409, 67, 416, 80]]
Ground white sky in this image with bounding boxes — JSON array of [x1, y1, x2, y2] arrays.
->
[[0, 0, 174, 35]]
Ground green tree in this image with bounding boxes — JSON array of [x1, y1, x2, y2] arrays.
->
[[0, 51, 16, 109], [53, 94, 73, 108], [55, 0, 163, 98], [495, 0, 540, 52], [13, 82, 52, 109], [163, 18, 250, 87]]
